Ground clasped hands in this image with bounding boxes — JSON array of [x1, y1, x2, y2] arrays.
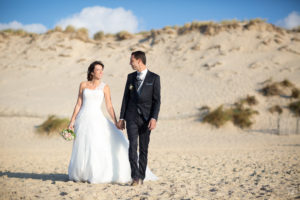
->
[[116, 119, 157, 131]]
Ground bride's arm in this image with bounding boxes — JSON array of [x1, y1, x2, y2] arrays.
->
[[68, 82, 84, 130], [103, 85, 118, 125]]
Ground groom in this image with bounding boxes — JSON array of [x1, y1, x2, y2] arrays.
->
[[117, 51, 161, 186]]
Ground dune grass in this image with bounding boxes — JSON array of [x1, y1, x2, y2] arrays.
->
[[269, 105, 283, 114], [0, 29, 37, 37], [36, 115, 69, 135], [64, 25, 76, 33], [288, 100, 300, 117], [93, 31, 104, 41], [260, 83, 282, 96], [291, 88, 300, 99], [229, 104, 259, 129], [280, 79, 294, 88], [116, 31, 134, 40], [202, 96, 259, 129], [202, 105, 232, 128], [239, 95, 258, 106]]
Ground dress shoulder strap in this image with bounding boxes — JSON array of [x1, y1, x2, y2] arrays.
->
[[99, 82, 106, 90]]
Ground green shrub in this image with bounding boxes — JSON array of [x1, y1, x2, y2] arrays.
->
[[54, 26, 63, 32], [269, 105, 283, 114], [93, 31, 104, 40], [260, 83, 282, 96], [240, 95, 258, 106], [203, 105, 232, 128], [288, 100, 300, 117], [280, 79, 294, 87], [291, 88, 300, 99], [65, 25, 76, 33], [76, 27, 89, 41], [116, 31, 133, 40], [229, 104, 258, 129], [36, 115, 69, 135]]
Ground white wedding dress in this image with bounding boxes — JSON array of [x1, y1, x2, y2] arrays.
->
[[68, 82, 157, 183]]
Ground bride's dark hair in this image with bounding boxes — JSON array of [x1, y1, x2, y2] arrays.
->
[[87, 61, 104, 81]]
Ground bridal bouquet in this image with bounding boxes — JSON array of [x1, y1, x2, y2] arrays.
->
[[60, 129, 76, 141]]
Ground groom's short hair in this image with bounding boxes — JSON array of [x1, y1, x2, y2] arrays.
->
[[132, 51, 146, 65]]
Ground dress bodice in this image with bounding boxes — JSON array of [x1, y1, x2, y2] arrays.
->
[[81, 82, 106, 110], [75, 82, 106, 122]]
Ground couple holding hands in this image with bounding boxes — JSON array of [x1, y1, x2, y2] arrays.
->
[[67, 51, 161, 186]]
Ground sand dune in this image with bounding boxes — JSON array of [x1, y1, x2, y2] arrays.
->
[[0, 21, 300, 199]]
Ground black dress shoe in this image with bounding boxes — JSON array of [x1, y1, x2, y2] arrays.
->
[[130, 179, 139, 186]]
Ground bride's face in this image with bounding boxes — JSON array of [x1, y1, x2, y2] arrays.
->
[[92, 64, 103, 80]]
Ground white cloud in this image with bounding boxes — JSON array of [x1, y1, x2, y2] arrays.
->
[[0, 21, 47, 33], [276, 11, 300, 29], [55, 6, 139, 36]]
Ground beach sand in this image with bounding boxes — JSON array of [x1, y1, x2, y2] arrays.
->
[[0, 21, 300, 199]]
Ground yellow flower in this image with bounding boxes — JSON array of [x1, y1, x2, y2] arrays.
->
[[129, 84, 133, 90]]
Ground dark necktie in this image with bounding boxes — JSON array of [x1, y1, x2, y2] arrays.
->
[[136, 73, 142, 90]]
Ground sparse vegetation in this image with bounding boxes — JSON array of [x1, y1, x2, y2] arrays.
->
[[239, 95, 258, 106], [260, 82, 282, 96], [288, 100, 300, 117], [36, 115, 69, 135], [230, 104, 259, 129], [280, 79, 294, 87], [93, 31, 104, 41], [292, 26, 300, 32], [202, 95, 258, 129], [76, 28, 89, 41], [259, 78, 300, 99], [288, 100, 300, 134], [0, 28, 37, 37], [269, 105, 283, 114], [291, 88, 300, 99], [202, 105, 232, 128], [64, 25, 76, 33], [116, 31, 133, 40]]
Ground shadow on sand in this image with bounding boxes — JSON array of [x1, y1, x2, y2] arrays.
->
[[0, 171, 69, 182], [0, 171, 131, 186]]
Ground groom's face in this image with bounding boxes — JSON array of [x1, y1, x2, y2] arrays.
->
[[130, 55, 140, 70]]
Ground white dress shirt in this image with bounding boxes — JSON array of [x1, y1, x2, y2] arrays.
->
[[137, 68, 148, 92]]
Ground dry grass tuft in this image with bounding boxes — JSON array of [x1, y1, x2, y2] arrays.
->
[[64, 25, 76, 33], [93, 31, 104, 41], [116, 31, 134, 40], [203, 105, 231, 128], [291, 88, 300, 99], [229, 104, 259, 129], [36, 115, 69, 135], [75, 28, 89, 41], [288, 100, 300, 117], [280, 79, 294, 87], [239, 95, 259, 106], [269, 105, 283, 114], [0, 29, 38, 38], [260, 83, 282, 96]]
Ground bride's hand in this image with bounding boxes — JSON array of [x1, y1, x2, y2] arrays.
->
[[68, 122, 74, 131]]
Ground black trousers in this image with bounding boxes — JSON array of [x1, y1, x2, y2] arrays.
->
[[126, 114, 151, 180]]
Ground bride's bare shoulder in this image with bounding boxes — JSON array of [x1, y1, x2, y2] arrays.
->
[[79, 81, 89, 89]]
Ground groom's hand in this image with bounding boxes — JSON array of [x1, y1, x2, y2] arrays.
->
[[117, 120, 125, 130], [148, 118, 157, 131]]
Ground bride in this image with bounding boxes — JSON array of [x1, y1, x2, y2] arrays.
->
[[67, 61, 157, 183]]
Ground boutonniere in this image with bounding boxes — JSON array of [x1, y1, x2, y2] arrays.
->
[[129, 84, 134, 90]]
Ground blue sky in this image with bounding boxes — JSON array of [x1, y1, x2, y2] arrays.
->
[[0, 0, 299, 35]]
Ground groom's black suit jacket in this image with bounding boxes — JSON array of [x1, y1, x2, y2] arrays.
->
[[120, 70, 161, 122]]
